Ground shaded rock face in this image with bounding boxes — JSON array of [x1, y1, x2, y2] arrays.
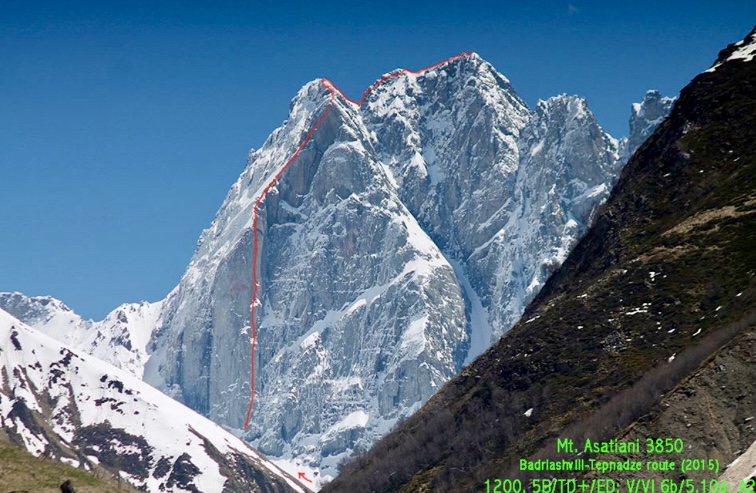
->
[[146, 80, 470, 475], [1, 55, 672, 482]]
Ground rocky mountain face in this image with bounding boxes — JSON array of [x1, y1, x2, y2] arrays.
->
[[0, 307, 305, 493], [1, 53, 672, 485], [136, 53, 670, 483], [2, 59, 675, 491], [324, 27, 756, 493]]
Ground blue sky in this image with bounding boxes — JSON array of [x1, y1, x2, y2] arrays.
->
[[1, 1, 754, 319]]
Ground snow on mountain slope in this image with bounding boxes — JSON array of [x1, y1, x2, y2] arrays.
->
[[0, 292, 161, 378], [475, 94, 622, 340], [361, 56, 623, 349], [3, 54, 674, 486], [706, 27, 756, 73], [0, 307, 305, 493]]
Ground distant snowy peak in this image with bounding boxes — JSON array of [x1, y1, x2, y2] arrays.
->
[[93, 300, 163, 376], [630, 90, 675, 138], [523, 94, 621, 184], [0, 291, 161, 378], [620, 89, 676, 159], [0, 291, 80, 325], [632, 90, 675, 119], [531, 95, 619, 153], [0, 291, 93, 346]]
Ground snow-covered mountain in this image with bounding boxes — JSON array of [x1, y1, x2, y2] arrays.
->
[[0, 292, 161, 378], [1, 53, 674, 486], [138, 54, 673, 483], [0, 307, 305, 493]]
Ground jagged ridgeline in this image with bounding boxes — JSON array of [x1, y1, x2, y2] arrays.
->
[[323, 26, 756, 493]]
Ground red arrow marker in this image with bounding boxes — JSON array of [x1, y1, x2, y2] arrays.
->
[[298, 472, 313, 483]]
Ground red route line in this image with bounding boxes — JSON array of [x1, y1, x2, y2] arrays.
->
[[243, 51, 475, 430]]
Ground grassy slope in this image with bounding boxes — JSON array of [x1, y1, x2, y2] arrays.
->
[[586, 325, 756, 484], [324, 26, 756, 493], [0, 434, 142, 493]]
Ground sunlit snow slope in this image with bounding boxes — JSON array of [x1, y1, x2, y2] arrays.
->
[[0, 308, 305, 493]]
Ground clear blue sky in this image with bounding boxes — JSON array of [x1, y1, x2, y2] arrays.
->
[[1, 1, 754, 319]]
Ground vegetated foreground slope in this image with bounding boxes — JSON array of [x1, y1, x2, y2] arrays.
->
[[581, 318, 756, 485], [323, 25, 756, 493], [0, 432, 143, 493], [0, 308, 306, 493]]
